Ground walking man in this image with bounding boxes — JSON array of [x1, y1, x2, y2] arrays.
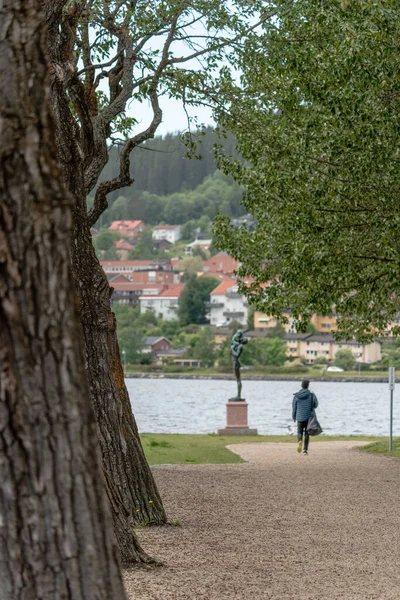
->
[[292, 379, 318, 455]]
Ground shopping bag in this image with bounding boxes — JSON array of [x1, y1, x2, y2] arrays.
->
[[307, 411, 323, 436]]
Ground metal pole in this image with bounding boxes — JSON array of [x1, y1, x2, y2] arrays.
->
[[390, 388, 393, 452]]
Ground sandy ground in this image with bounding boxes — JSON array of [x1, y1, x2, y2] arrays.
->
[[124, 442, 400, 600]]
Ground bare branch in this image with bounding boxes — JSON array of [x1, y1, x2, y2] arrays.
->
[[77, 50, 122, 76], [86, 9, 182, 224], [85, 7, 185, 197]]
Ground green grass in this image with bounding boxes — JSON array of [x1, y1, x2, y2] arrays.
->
[[360, 438, 400, 458], [140, 433, 382, 465]]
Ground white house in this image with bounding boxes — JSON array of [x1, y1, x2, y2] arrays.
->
[[185, 239, 212, 255], [209, 281, 248, 327], [139, 284, 185, 321], [152, 225, 181, 245]]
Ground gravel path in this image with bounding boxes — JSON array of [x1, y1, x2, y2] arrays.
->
[[124, 442, 400, 600]]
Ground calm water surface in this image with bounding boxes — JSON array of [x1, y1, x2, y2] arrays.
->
[[126, 378, 397, 436]]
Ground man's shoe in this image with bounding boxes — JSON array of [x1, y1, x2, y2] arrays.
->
[[303, 450, 308, 455], [297, 441, 302, 453]]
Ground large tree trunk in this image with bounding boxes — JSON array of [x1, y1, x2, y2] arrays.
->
[[45, 10, 167, 565], [71, 181, 166, 564], [0, 1, 127, 597]]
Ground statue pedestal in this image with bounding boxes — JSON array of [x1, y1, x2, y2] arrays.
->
[[216, 401, 258, 435]]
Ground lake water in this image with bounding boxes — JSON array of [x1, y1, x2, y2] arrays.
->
[[126, 378, 398, 437]]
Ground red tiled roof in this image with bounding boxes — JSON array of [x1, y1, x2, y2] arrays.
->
[[201, 272, 236, 282], [158, 284, 186, 298], [203, 253, 238, 274], [114, 240, 134, 250], [210, 281, 238, 295], [109, 274, 131, 283], [139, 284, 186, 299], [108, 220, 143, 231]]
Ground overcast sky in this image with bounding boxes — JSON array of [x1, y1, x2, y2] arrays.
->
[[133, 96, 215, 136]]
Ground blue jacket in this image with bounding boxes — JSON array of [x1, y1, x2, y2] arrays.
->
[[292, 389, 318, 422]]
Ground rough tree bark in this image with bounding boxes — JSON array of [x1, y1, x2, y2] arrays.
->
[[0, 0, 127, 597], [44, 3, 166, 565], [40, 2, 266, 560]]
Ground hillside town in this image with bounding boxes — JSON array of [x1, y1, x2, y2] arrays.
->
[[96, 219, 384, 369]]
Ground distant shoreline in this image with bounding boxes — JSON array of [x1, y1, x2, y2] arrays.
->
[[125, 373, 391, 383]]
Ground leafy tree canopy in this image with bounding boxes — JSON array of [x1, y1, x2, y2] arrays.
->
[[214, 1, 400, 341], [128, 226, 159, 260], [97, 170, 244, 228], [189, 327, 216, 365], [334, 349, 357, 372], [178, 274, 220, 325], [93, 229, 124, 252]]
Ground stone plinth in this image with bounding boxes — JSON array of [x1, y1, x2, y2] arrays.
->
[[216, 401, 258, 435]]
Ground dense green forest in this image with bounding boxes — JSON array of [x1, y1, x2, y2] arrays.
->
[[90, 128, 245, 228]]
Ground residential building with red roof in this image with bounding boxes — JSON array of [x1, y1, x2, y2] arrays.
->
[[101, 259, 179, 286], [209, 281, 248, 327], [114, 239, 134, 260], [143, 336, 173, 354], [108, 277, 166, 307], [108, 220, 144, 239], [203, 252, 239, 276], [139, 284, 186, 321]]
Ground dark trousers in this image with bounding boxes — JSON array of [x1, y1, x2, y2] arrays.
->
[[297, 421, 309, 451]]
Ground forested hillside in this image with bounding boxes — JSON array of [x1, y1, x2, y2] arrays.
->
[[90, 128, 244, 228]]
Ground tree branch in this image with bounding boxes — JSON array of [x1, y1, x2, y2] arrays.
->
[[77, 50, 122, 76], [86, 10, 184, 225], [166, 12, 278, 66]]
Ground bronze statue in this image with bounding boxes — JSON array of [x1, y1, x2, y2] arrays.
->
[[230, 329, 248, 400]]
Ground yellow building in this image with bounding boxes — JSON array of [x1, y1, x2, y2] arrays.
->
[[310, 313, 337, 333], [255, 310, 337, 334], [254, 310, 296, 333], [285, 334, 382, 365]]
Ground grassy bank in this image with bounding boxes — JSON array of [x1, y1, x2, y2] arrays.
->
[[126, 365, 390, 380], [140, 433, 383, 465], [360, 438, 400, 458]]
